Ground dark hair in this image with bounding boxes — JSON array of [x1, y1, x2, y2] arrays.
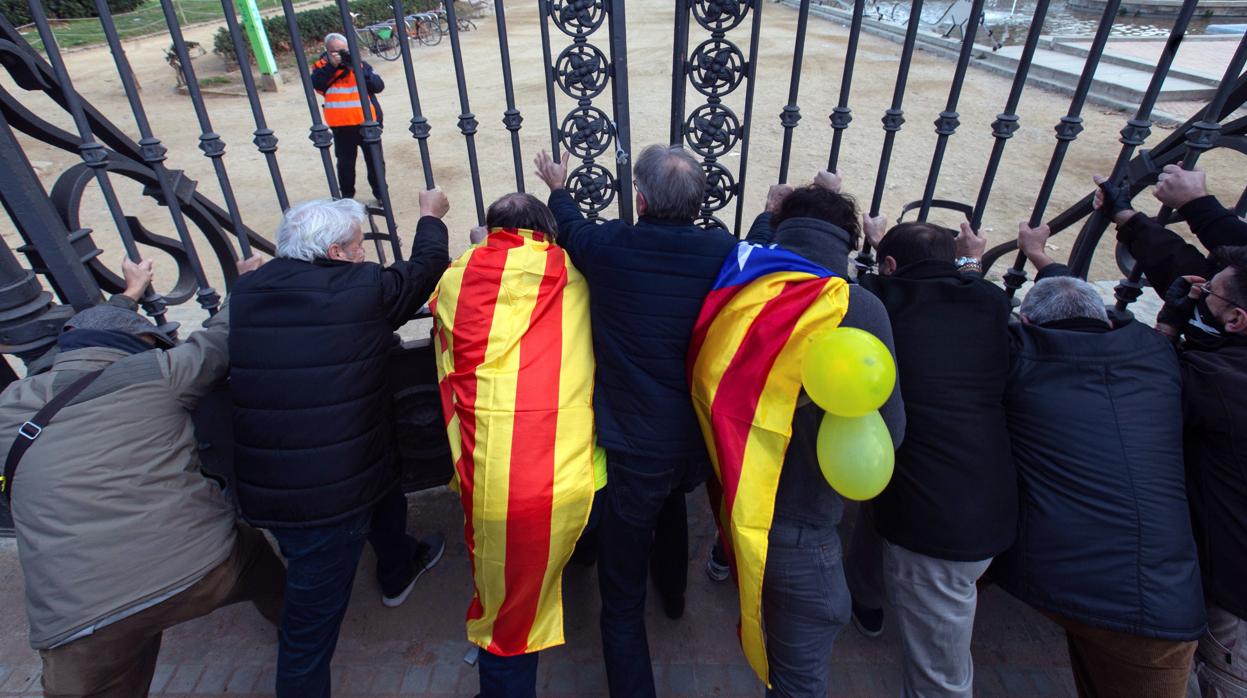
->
[[1211, 244, 1247, 307], [771, 186, 861, 249], [485, 192, 559, 239], [633, 144, 706, 221], [876, 222, 957, 267]]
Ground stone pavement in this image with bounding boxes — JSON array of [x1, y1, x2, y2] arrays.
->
[[0, 487, 1075, 697]]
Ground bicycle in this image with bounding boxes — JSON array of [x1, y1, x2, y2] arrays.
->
[[404, 11, 443, 46], [432, 7, 475, 34], [350, 12, 402, 61]]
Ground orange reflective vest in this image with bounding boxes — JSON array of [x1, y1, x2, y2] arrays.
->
[[312, 57, 364, 128]]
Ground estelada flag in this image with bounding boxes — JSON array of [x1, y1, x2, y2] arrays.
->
[[689, 242, 850, 685], [430, 228, 596, 656]]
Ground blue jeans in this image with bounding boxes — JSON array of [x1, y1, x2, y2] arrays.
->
[[762, 520, 851, 698], [478, 648, 539, 698], [597, 451, 703, 698], [270, 486, 417, 698]]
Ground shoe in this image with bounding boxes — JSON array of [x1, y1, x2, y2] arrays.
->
[[661, 591, 685, 620], [851, 601, 884, 638], [382, 532, 446, 608], [705, 552, 730, 583]]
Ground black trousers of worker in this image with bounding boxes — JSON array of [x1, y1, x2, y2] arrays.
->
[[331, 125, 383, 201]]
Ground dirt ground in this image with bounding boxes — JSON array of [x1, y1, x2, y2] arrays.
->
[[4, 0, 1241, 303]]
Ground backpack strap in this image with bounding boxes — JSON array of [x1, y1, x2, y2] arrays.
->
[[2, 369, 105, 502]]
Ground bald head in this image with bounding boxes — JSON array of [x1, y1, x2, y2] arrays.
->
[[485, 192, 559, 238]]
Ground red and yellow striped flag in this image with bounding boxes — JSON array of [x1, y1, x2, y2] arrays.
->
[[689, 242, 850, 685], [430, 228, 596, 656]]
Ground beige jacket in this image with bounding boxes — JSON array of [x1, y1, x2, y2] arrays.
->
[[0, 301, 237, 649]]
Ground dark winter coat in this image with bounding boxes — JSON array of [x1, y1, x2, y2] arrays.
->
[[547, 188, 737, 461], [858, 261, 1016, 561], [995, 318, 1206, 641], [1116, 195, 1247, 295], [228, 216, 449, 527]]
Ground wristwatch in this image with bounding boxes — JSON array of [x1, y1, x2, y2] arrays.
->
[[955, 256, 981, 268]]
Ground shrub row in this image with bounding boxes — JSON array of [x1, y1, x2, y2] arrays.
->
[[212, 0, 440, 64], [3, 0, 144, 26]]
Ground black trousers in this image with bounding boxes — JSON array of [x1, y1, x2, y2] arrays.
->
[[597, 451, 702, 698], [331, 125, 384, 200]]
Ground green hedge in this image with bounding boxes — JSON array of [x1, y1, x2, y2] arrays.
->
[[213, 0, 440, 64], [3, 0, 145, 26]]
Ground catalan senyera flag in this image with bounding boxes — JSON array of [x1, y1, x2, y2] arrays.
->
[[689, 242, 850, 685], [429, 228, 596, 656]]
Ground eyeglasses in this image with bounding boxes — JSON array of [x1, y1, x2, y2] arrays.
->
[[1196, 282, 1244, 311]]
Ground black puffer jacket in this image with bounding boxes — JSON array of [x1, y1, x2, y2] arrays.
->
[[996, 319, 1205, 641], [547, 189, 737, 460], [229, 217, 449, 527], [859, 261, 1016, 561], [1181, 334, 1247, 620]]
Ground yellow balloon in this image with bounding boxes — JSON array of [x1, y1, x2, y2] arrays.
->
[[801, 327, 897, 417], [816, 410, 895, 501]]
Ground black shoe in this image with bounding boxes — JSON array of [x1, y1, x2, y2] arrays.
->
[[661, 592, 685, 620], [851, 601, 884, 638], [382, 532, 446, 608]]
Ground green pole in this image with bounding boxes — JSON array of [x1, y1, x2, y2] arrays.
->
[[236, 0, 279, 84]]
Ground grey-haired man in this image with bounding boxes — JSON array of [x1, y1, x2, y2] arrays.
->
[[0, 255, 282, 698]]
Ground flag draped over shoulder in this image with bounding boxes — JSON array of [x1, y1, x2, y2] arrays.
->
[[689, 242, 850, 685], [429, 228, 596, 656]]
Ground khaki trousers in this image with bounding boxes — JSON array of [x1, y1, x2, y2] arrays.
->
[[1050, 612, 1197, 698], [39, 524, 285, 698]]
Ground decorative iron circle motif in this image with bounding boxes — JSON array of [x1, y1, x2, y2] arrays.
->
[[550, 0, 606, 38], [700, 161, 736, 213], [692, 0, 749, 32], [697, 214, 729, 231], [684, 103, 740, 158], [560, 106, 614, 159], [568, 162, 617, 214], [554, 43, 610, 99], [689, 39, 745, 98]]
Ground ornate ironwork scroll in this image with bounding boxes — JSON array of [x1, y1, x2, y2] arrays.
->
[[671, 0, 762, 234], [541, 0, 631, 221]]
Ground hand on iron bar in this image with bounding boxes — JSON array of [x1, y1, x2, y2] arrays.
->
[[534, 150, 570, 192], [862, 212, 887, 251], [1017, 221, 1055, 271], [1153, 162, 1207, 210], [765, 184, 794, 214], [236, 255, 266, 276], [122, 257, 153, 302], [814, 169, 842, 194], [420, 187, 450, 219], [469, 226, 488, 244], [1155, 275, 1205, 340], [955, 221, 987, 260], [1092, 174, 1137, 226]]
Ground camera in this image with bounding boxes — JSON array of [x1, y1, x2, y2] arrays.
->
[[337, 49, 352, 66]]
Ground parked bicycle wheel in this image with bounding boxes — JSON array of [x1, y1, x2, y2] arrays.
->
[[371, 24, 401, 61], [457, 17, 476, 32]]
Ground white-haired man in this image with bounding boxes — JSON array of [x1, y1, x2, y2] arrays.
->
[[229, 191, 451, 698], [311, 32, 385, 204]]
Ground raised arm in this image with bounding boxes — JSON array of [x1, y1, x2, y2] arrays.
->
[[535, 150, 597, 269], [382, 188, 451, 327]]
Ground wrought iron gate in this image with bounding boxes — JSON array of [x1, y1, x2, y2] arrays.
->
[[1, 0, 1246, 400]]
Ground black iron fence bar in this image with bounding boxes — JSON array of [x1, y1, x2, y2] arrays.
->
[[219, 0, 289, 211], [391, 0, 436, 189], [1063, 0, 1194, 291], [24, 0, 164, 319], [93, 0, 220, 314], [279, 0, 340, 198], [916, 0, 987, 221], [827, 0, 865, 172], [444, 0, 487, 224], [334, 0, 403, 261], [968, 0, 1051, 231], [1236, 184, 1247, 217], [607, 0, 634, 224], [537, 0, 561, 159], [1001, 0, 1123, 298], [494, 0, 526, 192], [732, 0, 764, 236], [1108, 29, 1247, 308], [856, 0, 923, 270], [160, 0, 251, 259], [777, 0, 811, 185], [670, 0, 690, 146], [867, 0, 924, 218]]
